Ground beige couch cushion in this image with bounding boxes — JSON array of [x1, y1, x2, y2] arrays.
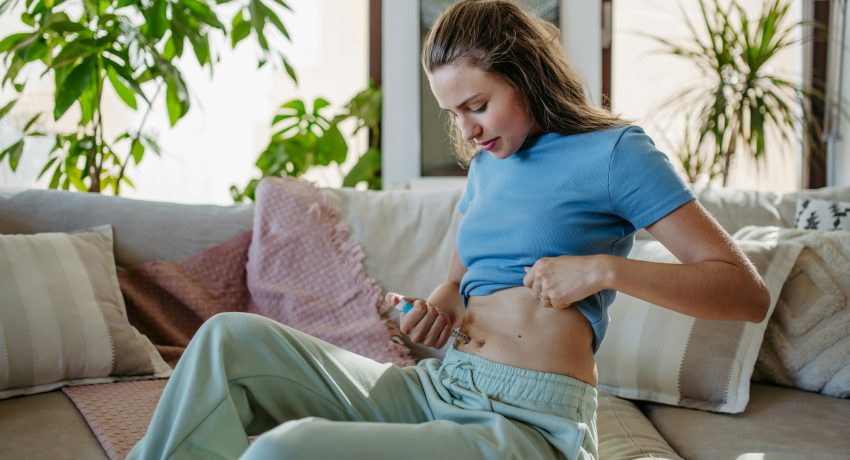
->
[[598, 392, 682, 459], [0, 188, 253, 267], [0, 391, 107, 459], [639, 383, 850, 459]]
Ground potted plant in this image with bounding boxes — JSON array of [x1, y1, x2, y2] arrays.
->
[[0, 0, 296, 193], [231, 80, 383, 202], [648, 0, 825, 186]]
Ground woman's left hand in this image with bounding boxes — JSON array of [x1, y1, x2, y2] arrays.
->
[[522, 255, 610, 308]]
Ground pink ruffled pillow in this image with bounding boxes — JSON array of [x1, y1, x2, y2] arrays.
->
[[247, 177, 413, 366]]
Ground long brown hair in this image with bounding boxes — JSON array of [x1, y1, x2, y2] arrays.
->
[[422, 0, 627, 164]]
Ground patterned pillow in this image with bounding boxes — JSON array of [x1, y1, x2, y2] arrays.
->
[[596, 237, 801, 413], [0, 226, 171, 399], [795, 198, 850, 231]]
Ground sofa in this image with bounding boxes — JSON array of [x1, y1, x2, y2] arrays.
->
[[1, 182, 849, 460]]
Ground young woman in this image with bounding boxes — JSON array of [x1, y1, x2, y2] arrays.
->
[[128, 1, 770, 459]]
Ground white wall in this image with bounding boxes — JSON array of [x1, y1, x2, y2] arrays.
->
[[0, 0, 368, 204], [611, 0, 804, 193]]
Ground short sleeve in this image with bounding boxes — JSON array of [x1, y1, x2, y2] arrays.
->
[[457, 159, 476, 215], [609, 126, 695, 230]]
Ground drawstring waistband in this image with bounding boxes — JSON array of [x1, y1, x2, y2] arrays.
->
[[436, 348, 597, 417]]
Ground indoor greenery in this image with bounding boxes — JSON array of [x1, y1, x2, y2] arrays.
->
[[230, 80, 382, 202], [649, 0, 824, 185], [0, 0, 297, 193]]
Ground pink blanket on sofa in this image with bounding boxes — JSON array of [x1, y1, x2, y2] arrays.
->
[[63, 177, 413, 459]]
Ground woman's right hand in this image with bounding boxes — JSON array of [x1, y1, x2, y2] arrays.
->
[[398, 297, 454, 349]]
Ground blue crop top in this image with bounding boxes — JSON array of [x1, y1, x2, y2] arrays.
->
[[456, 125, 695, 353]]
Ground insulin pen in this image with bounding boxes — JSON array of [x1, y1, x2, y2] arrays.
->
[[386, 292, 415, 313]]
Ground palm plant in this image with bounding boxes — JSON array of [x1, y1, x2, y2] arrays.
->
[[648, 0, 824, 186]]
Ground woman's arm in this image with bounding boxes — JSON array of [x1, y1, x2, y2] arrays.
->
[[603, 200, 770, 322], [427, 247, 467, 323], [524, 200, 770, 322]]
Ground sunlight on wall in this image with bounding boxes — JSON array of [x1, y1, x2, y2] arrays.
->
[[0, 0, 368, 204], [611, 0, 803, 193]]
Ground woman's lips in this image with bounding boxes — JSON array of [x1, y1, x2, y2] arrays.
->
[[480, 138, 499, 151]]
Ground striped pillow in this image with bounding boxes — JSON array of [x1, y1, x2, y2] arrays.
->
[[0, 226, 170, 399], [596, 238, 802, 413]]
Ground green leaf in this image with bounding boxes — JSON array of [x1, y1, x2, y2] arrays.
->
[[342, 148, 381, 188], [147, 0, 168, 40], [120, 174, 136, 189], [78, 79, 97, 125], [269, 0, 292, 12], [192, 33, 210, 66], [0, 99, 18, 118], [163, 35, 178, 60], [249, 0, 269, 51], [142, 135, 162, 156], [312, 97, 330, 115], [23, 112, 39, 131], [261, 2, 290, 40], [182, 0, 225, 29], [131, 137, 145, 164], [3, 139, 25, 171], [21, 12, 35, 27], [43, 12, 86, 33], [165, 77, 190, 125], [281, 98, 305, 115], [317, 123, 347, 164], [103, 57, 150, 105], [0, 33, 31, 53], [107, 65, 138, 109], [50, 42, 97, 70], [54, 55, 96, 120], [37, 156, 59, 179], [49, 163, 62, 188], [281, 54, 297, 84], [231, 11, 251, 47], [68, 168, 87, 191]]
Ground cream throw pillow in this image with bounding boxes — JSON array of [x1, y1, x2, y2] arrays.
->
[[0, 226, 171, 399], [596, 237, 801, 413]]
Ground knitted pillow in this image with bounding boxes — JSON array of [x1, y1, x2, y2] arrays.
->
[[734, 226, 850, 398], [246, 177, 413, 366]]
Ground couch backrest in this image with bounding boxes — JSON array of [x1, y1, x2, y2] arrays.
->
[[3, 184, 849, 291], [0, 188, 254, 268]]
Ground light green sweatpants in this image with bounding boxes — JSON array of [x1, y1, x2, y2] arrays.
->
[[127, 312, 598, 460]]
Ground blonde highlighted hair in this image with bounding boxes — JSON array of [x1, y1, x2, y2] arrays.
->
[[422, 0, 627, 165]]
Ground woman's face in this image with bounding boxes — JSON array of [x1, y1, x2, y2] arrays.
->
[[428, 63, 535, 159]]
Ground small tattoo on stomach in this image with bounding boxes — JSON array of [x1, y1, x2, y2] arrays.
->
[[451, 328, 471, 345]]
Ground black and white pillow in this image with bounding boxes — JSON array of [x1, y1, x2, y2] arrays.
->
[[795, 197, 850, 231]]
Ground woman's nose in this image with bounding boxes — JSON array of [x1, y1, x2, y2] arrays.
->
[[458, 116, 481, 141]]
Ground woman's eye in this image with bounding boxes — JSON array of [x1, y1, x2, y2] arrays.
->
[[471, 103, 487, 113]]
